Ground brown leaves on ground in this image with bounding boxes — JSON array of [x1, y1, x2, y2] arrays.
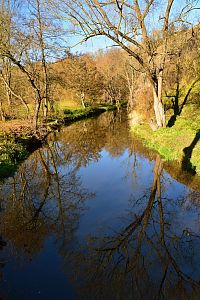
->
[[0, 120, 34, 137]]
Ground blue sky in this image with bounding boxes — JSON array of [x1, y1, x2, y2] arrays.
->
[[11, 0, 199, 55], [69, 36, 115, 54], [67, 0, 200, 54]]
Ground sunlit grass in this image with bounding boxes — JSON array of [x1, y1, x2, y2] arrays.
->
[[131, 104, 200, 175]]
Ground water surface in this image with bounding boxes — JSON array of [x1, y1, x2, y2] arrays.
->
[[0, 111, 200, 299]]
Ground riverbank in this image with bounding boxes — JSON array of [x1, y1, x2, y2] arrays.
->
[[131, 104, 200, 176], [54, 104, 119, 125], [0, 104, 122, 178]]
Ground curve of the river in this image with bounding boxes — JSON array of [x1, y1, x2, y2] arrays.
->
[[0, 110, 200, 300]]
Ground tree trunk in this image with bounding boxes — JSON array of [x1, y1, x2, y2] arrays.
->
[[0, 101, 5, 121], [5, 61, 12, 107], [125, 67, 135, 109], [153, 91, 165, 128], [5, 86, 12, 106], [81, 92, 86, 108], [36, 0, 49, 122], [33, 100, 41, 130], [128, 87, 135, 109], [152, 76, 165, 128], [43, 97, 48, 120]]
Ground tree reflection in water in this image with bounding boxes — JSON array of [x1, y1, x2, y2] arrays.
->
[[0, 142, 92, 263], [68, 155, 200, 300], [0, 111, 199, 299], [0, 111, 128, 271]]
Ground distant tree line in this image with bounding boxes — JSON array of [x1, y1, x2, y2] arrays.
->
[[0, 0, 200, 129]]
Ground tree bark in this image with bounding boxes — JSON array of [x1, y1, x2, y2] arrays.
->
[[81, 92, 86, 108], [0, 101, 5, 121], [4, 63, 12, 106], [151, 75, 166, 128], [33, 99, 41, 130], [152, 93, 165, 128], [36, 0, 49, 121]]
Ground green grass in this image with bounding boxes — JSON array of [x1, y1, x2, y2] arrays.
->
[[0, 136, 28, 179], [46, 104, 118, 125], [131, 104, 200, 175], [163, 79, 200, 109], [62, 104, 118, 124], [53, 100, 81, 113]]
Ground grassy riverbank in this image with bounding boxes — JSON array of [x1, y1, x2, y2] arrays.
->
[[0, 134, 43, 178], [131, 104, 200, 175], [0, 104, 122, 178], [55, 104, 119, 125]]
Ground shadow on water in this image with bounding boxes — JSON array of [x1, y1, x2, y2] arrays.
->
[[0, 237, 6, 266], [181, 129, 200, 175]]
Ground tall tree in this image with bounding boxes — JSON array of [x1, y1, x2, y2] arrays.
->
[[0, 0, 13, 113], [0, 0, 44, 128], [48, 0, 200, 128], [0, 0, 12, 107], [28, 0, 50, 120], [0, 0, 64, 128]]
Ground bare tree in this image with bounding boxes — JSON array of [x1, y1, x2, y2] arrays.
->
[[28, 0, 50, 120], [0, 0, 12, 107], [0, 1, 44, 128], [0, 0, 64, 128], [48, 0, 200, 128]]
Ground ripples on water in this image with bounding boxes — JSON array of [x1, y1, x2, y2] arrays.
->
[[0, 110, 200, 300]]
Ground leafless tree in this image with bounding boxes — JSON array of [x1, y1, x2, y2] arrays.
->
[[0, 0, 64, 128], [47, 0, 200, 128]]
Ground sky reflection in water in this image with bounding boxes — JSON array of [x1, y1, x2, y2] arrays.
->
[[0, 111, 200, 300]]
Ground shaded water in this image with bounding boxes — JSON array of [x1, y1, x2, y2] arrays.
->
[[0, 111, 200, 300]]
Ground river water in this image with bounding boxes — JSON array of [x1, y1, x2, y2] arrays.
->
[[0, 110, 200, 300]]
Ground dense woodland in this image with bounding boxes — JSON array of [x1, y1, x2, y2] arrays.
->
[[0, 0, 200, 129]]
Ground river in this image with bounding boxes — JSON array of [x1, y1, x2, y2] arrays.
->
[[0, 110, 200, 299]]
